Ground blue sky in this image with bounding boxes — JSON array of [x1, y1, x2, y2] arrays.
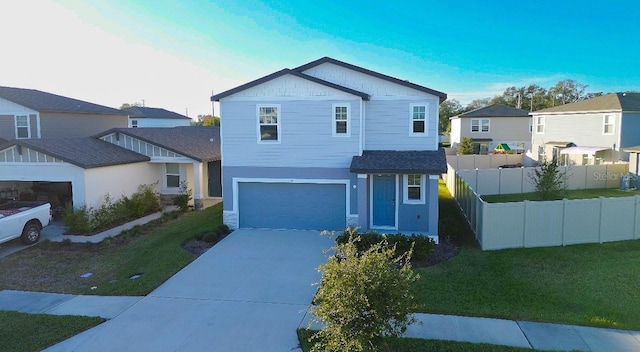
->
[[2, 0, 639, 118]]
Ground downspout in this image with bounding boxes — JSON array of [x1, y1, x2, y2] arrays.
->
[[359, 98, 364, 155]]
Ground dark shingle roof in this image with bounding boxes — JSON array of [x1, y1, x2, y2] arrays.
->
[[0, 138, 149, 169], [294, 57, 447, 102], [0, 86, 124, 115], [534, 93, 640, 114], [121, 106, 191, 120], [350, 150, 447, 174], [97, 126, 220, 162], [456, 104, 529, 118], [211, 68, 370, 101]]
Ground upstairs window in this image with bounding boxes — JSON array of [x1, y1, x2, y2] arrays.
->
[[603, 114, 614, 135], [257, 105, 280, 143], [403, 174, 425, 204], [471, 118, 490, 133], [528, 118, 533, 133], [332, 104, 350, 136], [535, 116, 545, 133], [15, 115, 30, 139], [166, 163, 180, 188], [131, 119, 138, 128], [410, 104, 427, 135]]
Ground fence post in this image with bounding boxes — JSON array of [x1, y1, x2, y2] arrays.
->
[[598, 196, 604, 243], [523, 200, 528, 247], [561, 198, 567, 246], [635, 195, 639, 240]]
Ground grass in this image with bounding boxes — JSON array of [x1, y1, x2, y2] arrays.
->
[[297, 329, 536, 352], [0, 204, 222, 295], [482, 187, 640, 203], [0, 311, 103, 352], [416, 180, 640, 330]]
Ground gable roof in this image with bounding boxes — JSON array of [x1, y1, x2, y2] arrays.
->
[[533, 92, 640, 114], [0, 138, 150, 169], [0, 86, 124, 115], [97, 126, 220, 162], [455, 104, 529, 118], [121, 106, 191, 120], [211, 68, 370, 101], [350, 149, 447, 174], [295, 57, 447, 102]]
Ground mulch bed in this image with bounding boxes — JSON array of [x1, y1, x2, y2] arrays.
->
[[411, 239, 461, 268]]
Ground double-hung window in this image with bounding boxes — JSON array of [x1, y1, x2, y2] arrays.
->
[[535, 116, 545, 133], [166, 163, 180, 188], [471, 118, 490, 133], [131, 119, 138, 128], [403, 174, 425, 204], [257, 105, 280, 143], [332, 104, 350, 136], [15, 115, 30, 139], [603, 114, 614, 135], [410, 104, 427, 135]]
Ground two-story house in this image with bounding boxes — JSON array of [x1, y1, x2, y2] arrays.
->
[[121, 106, 192, 128], [450, 104, 531, 154], [0, 86, 128, 139], [211, 57, 447, 236], [531, 92, 640, 165]]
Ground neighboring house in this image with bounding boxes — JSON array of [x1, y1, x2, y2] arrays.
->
[[96, 126, 221, 207], [121, 106, 192, 128], [0, 86, 128, 139], [531, 92, 640, 165], [0, 127, 221, 210], [450, 104, 531, 154], [211, 57, 447, 236]]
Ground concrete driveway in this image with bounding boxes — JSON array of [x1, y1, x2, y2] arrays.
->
[[0, 221, 65, 259], [45, 228, 334, 352]]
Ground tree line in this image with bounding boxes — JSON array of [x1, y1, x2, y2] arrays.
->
[[439, 79, 605, 133]]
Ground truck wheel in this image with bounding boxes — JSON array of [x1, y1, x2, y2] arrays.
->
[[21, 223, 41, 245]]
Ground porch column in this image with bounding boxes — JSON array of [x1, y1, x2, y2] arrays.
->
[[357, 174, 368, 230], [192, 162, 203, 209], [428, 175, 439, 237]]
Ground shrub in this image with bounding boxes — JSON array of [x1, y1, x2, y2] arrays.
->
[[458, 137, 473, 155], [201, 231, 219, 243], [310, 228, 419, 351], [63, 203, 92, 234], [529, 155, 566, 200], [216, 224, 231, 235], [173, 181, 192, 212], [335, 229, 435, 261]]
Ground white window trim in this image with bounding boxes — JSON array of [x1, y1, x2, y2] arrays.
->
[[409, 103, 429, 136], [470, 118, 490, 133], [528, 118, 533, 133], [332, 103, 350, 137], [403, 174, 426, 204], [15, 115, 30, 139], [603, 114, 615, 135], [535, 116, 545, 134], [256, 104, 281, 144], [131, 119, 138, 128]]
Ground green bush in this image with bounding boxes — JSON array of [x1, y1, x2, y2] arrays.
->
[[335, 229, 435, 261], [173, 181, 192, 212], [63, 203, 92, 234], [310, 229, 419, 352], [216, 224, 231, 235], [201, 231, 219, 243]]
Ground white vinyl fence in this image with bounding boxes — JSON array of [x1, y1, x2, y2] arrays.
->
[[446, 154, 524, 171]]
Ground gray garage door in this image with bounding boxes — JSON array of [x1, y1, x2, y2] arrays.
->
[[238, 182, 346, 230]]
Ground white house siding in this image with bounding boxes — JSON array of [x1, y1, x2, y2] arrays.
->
[[363, 98, 439, 151], [0, 162, 85, 206], [221, 98, 361, 169], [129, 118, 191, 128], [531, 112, 621, 162], [84, 162, 160, 209], [450, 118, 462, 144]]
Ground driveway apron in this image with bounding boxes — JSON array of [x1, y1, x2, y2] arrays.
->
[[45, 228, 334, 352]]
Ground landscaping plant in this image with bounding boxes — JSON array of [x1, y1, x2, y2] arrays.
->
[[309, 228, 419, 352], [173, 181, 193, 212], [457, 137, 473, 155], [529, 155, 566, 200]]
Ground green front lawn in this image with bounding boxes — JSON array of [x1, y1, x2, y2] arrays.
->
[[416, 181, 640, 330], [482, 187, 640, 203], [0, 311, 103, 352]]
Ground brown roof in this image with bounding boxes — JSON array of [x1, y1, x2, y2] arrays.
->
[[534, 92, 640, 114]]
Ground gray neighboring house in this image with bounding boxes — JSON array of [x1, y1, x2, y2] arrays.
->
[[450, 104, 531, 154], [96, 126, 222, 207], [531, 92, 640, 165], [121, 106, 192, 128], [0, 86, 128, 139]]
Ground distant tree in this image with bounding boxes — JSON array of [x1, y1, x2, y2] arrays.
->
[[464, 97, 492, 112], [438, 99, 463, 134], [548, 79, 589, 106], [192, 115, 220, 126], [458, 137, 473, 155], [120, 102, 142, 109]]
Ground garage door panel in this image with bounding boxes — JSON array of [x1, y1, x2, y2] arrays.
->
[[239, 182, 346, 230]]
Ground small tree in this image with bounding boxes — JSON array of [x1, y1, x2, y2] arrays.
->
[[530, 155, 565, 200], [309, 228, 419, 352], [458, 137, 473, 155], [173, 181, 192, 212]]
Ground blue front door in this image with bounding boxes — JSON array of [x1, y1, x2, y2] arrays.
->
[[372, 174, 396, 228]]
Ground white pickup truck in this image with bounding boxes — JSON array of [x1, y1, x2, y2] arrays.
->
[[0, 202, 52, 245]]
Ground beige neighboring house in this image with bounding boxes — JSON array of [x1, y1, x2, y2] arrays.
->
[[0, 86, 128, 139], [531, 92, 640, 165], [450, 104, 531, 154], [121, 106, 192, 128]]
